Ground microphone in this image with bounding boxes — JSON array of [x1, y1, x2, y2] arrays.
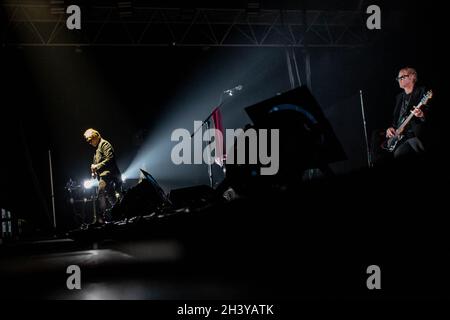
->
[[224, 85, 243, 95]]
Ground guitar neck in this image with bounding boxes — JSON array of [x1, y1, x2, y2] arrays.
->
[[397, 101, 423, 133]]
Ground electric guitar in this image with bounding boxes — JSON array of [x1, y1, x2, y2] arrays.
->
[[383, 90, 433, 152]]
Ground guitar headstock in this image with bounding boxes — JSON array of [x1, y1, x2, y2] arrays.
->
[[421, 90, 433, 105]]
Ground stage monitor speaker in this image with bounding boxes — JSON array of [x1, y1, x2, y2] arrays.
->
[[111, 169, 169, 220]]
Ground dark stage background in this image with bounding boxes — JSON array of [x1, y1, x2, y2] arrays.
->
[[0, 0, 442, 233]]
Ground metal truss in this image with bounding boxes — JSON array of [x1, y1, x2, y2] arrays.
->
[[1, 2, 373, 47]]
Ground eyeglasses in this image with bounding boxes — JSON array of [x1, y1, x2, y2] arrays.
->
[[396, 74, 410, 81]]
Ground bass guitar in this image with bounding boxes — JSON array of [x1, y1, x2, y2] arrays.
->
[[383, 90, 433, 152]]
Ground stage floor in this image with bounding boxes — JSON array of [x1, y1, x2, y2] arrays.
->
[[1, 155, 449, 299]]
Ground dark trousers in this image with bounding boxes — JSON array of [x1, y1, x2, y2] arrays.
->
[[371, 129, 426, 165], [97, 175, 122, 222], [393, 137, 425, 159]]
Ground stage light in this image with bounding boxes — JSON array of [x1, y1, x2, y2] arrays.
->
[[83, 179, 97, 189], [121, 174, 127, 182], [123, 49, 281, 191], [83, 180, 92, 189]]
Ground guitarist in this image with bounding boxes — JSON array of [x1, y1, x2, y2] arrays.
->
[[84, 128, 122, 224], [380, 67, 430, 160]]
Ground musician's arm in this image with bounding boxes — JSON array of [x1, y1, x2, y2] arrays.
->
[[94, 143, 114, 171], [413, 87, 430, 122], [412, 107, 426, 120], [386, 127, 396, 138]]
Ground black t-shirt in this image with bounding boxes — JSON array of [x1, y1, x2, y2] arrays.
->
[[397, 92, 413, 127]]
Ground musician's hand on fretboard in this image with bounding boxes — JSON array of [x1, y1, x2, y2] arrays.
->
[[411, 108, 424, 118]]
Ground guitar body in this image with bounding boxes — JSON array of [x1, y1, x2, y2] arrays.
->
[[383, 134, 404, 152], [381, 90, 433, 153]]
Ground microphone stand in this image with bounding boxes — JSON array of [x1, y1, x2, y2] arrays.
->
[[190, 91, 229, 188], [359, 90, 372, 168], [48, 150, 57, 231]]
